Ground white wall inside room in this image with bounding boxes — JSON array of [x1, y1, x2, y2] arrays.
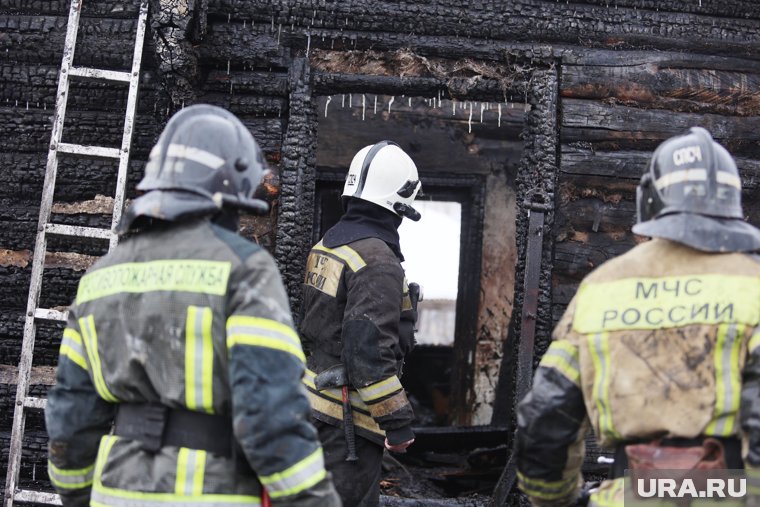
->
[[398, 200, 461, 346]]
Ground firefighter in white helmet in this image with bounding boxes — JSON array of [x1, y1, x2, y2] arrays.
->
[[299, 141, 422, 506], [515, 127, 760, 507]]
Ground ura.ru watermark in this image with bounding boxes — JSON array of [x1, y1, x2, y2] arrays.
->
[[635, 478, 746, 499], [624, 470, 751, 503]]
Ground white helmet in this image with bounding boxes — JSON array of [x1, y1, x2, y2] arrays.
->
[[342, 141, 422, 221]]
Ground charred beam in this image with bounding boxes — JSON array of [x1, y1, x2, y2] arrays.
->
[[559, 0, 760, 19], [562, 65, 760, 116], [211, 0, 760, 58], [0, 107, 282, 155], [561, 145, 760, 187], [274, 58, 316, 313], [561, 99, 760, 152]]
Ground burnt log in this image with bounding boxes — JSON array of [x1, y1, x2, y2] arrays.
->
[[0, 107, 282, 155], [560, 0, 760, 19], [561, 99, 760, 156], [1, 1, 143, 17], [562, 65, 760, 116], [204, 70, 288, 96], [313, 72, 525, 103], [212, 0, 760, 58], [560, 145, 760, 187]]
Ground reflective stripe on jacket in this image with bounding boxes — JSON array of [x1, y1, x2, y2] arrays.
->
[[46, 219, 329, 507], [299, 237, 415, 445], [515, 238, 760, 507]]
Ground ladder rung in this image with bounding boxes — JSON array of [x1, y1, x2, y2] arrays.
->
[[46, 223, 113, 240], [14, 489, 61, 505], [34, 308, 68, 322], [69, 66, 131, 82], [23, 397, 47, 410], [57, 143, 121, 159]]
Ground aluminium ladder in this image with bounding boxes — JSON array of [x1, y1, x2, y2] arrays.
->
[[4, 0, 149, 505]]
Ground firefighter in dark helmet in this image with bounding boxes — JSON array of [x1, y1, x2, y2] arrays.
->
[[515, 127, 760, 507], [45, 105, 341, 507], [299, 141, 422, 507]]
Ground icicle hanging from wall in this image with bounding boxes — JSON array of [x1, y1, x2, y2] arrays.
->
[[324, 96, 332, 117]]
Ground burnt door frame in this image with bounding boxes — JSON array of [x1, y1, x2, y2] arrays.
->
[[275, 56, 560, 426]]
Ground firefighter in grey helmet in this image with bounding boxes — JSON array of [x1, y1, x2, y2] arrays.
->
[[514, 127, 760, 507], [45, 104, 341, 507], [299, 141, 422, 507]]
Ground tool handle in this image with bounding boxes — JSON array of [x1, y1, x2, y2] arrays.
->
[[342, 385, 359, 461]]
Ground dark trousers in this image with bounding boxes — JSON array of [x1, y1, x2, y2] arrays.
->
[[313, 418, 384, 507]]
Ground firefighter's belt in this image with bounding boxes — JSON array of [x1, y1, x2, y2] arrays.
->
[[611, 436, 742, 478], [114, 403, 234, 456]]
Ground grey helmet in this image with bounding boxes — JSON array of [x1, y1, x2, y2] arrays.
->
[[633, 127, 760, 252], [118, 104, 268, 233]]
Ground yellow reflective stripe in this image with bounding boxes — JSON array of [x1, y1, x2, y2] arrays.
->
[[357, 375, 403, 402], [305, 390, 384, 437], [574, 275, 760, 333], [227, 316, 305, 363], [750, 327, 760, 354], [313, 241, 366, 272], [517, 472, 576, 500], [77, 260, 231, 304], [48, 460, 94, 490], [303, 369, 367, 408], [175, 448, 206, 496], [60, 328, 88, 371], [79, 316, 118, 403], [588, 332, 621, 440], [260, 448, 326, 499], [706, 324, 743, 436], [92, 486, 260, 507], [539, 341, 580, 384], [185, 306, 214, 413], [93, 438, 252, 507], [94, 435, 118, 481], [589, 478, 624, 507]]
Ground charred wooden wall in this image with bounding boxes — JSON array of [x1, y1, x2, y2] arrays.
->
[[2, 0, 760, 500]]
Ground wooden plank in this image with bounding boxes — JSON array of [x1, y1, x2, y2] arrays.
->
[[211, 0, 760, 58], [0, 108, 282, 155], [561, 99, 760, 150], [561, 0, 760, 19], [561, 145, 760, 189], [2, 0, 142, 17], [562, 64, 760, 116], [560, 0, 760, 19], [0, 365, 57, 386]]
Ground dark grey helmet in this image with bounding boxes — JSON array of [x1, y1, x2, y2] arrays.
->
[[633, 126, 760, 252], [118, 104, 268, 233]]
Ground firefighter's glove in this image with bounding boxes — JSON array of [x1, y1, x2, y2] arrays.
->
[[385, 437, 415, 453]]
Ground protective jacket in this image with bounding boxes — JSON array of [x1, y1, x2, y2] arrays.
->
[[300, 236, 416, 446], [46, 218, 336, 507], [515, 238, 760, 507]]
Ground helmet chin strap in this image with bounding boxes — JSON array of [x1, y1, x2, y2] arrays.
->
[[393, 202, 421, 222], [215, 192, 269, 215]]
